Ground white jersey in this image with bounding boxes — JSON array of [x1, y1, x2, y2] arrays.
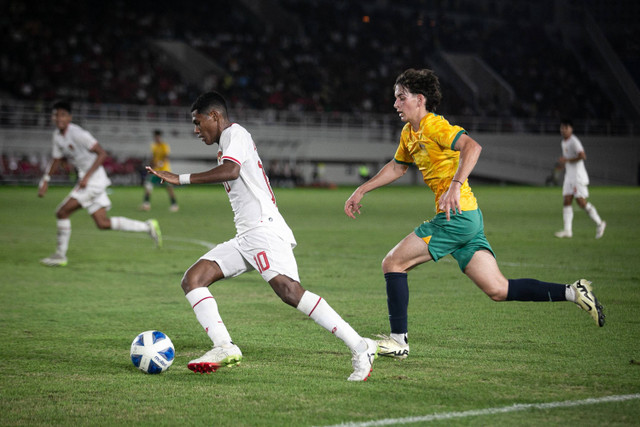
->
[[52, 123, 111, 187], [218, 124, 296, 245], [561, 134, 589, 186]]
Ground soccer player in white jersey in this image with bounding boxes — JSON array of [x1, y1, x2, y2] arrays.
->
[[145, 91, 378, 381], [37, 101, 162, 266], [554, 119, 606, 239]]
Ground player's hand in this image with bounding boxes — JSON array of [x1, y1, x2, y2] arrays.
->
[[78, 176, 89, 189], [438, 182, 462, 221], [344, 191, 364, 219], [146, 166, 179, 185], [37, 180, 48, 197]]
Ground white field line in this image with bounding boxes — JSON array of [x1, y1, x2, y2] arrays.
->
[[321, 394, 640, 427], [85, 230, 217, 250], [162, 235, 216, 250]]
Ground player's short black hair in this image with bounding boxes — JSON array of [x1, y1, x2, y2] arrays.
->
[[52, 100, 72, 113], [560, 118, 573, 127], [153, 129, 163, 136], [191, 91, 228, 117], [395, 69, 442, 112]]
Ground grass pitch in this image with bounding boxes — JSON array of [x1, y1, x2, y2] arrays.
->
[[1, 184, 639, 426]]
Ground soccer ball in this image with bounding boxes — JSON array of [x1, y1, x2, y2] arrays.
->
[[130, 330, 175, 374]]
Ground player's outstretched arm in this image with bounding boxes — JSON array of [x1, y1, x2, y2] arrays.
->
[[146, 161, 240, 186], [344, 160, 408, 219]]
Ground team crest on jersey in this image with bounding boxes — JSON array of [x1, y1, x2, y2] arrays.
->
[[68, 144, 74, 151]]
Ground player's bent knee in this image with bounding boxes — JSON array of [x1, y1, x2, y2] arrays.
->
[[181, 275, 204, 294], [269, 276, 304, 307], [485, 287, 508, 302], [381, 254, 400, 273], [181, 269, 215, 294]]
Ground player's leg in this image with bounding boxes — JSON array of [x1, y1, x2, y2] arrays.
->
[[378, 232, 432, 358], [183, 257, 242, 373], [166, 184, 178, 212], [141, 179, 152, 211], [249, 230, 376, 381], [576, 196, 606, 238], [464, 250, 604, 326], [106, 207, 162, 247], [555, 194, 574, 238], [40, 196, 81, 266], [269, 275, 377, 381], [185, 240, 250, 372]]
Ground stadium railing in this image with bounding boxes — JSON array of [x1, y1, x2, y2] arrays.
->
[[0, 99, 636, 137]]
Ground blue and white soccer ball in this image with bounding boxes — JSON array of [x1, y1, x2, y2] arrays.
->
[[130, 330, 175, 374]]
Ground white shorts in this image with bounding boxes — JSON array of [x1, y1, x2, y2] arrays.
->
[[200, 227, 300, 283], [562, 180, 589, 199], [62, 184, 112, 215]]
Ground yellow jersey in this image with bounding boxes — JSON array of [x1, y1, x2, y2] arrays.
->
[[150, 141, 171, 172], [394, 113, 478, 213]]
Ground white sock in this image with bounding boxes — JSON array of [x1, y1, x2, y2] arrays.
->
[[56, 219, 71, 256], [562, 206, 573, 232], [110, 216, 150, 232], [584, 203, 603, 225], [297, 291, 366, 353], [565, 285, 576, 303], [185, 287, 232, 347], [390, 333, 408, 345]]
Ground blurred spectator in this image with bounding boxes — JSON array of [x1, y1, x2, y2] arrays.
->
[[0, 0, 633, 129]]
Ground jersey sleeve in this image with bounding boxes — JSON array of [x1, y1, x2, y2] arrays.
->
[[75, 127, 98, 151], [220, 126, 251, 166], [393, 128, 414, 165], [571, 136, 585, 154], [433, 117, 467, 150]]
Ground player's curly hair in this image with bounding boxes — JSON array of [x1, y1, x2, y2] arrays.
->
[[395, 69, 442, 111]]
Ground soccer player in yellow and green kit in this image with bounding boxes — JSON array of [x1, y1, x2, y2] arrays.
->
[[344, 69, 605, 360], [141, 130, 179, 212]]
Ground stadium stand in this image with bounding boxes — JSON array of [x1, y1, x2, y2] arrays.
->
[[1, 0, 639, 185]]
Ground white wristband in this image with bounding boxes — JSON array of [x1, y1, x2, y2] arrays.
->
[[179, 174, 191, 185], [42, 174, 51, 182]]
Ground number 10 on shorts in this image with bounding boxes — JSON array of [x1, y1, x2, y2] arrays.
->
[[253, 251, 270, 273]]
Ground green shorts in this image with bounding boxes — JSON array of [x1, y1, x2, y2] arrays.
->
[[414, 208, 494, 272]]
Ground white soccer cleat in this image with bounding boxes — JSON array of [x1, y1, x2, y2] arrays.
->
[[554, 230, 573, 238], [595, 221, 606, 239], [140, 202, 151, 211], [571, 279, 605, 327], [188, 343, 243, 374], [348, 338, 378, 381], [40, 253, 68, 267], [169, 204, 179, 212], [375, 334, 410, 360], [147, 219, 162, 248]]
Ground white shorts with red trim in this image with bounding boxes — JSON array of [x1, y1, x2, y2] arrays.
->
[[61, 184, 112, 215], [199, 226, 300, 283], [562, 179, 589, 199]]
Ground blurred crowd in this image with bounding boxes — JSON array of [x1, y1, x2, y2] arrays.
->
[[1, 0, 635, 124]]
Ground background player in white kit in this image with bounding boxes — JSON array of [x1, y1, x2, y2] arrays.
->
[[146, 91, 377, 381], [38, 101, 162, 266], [554, 119, 606, 239]]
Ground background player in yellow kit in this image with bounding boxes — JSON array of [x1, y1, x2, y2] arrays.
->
[[141, 129, 178, 212], [344, 69, 605, 360]]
